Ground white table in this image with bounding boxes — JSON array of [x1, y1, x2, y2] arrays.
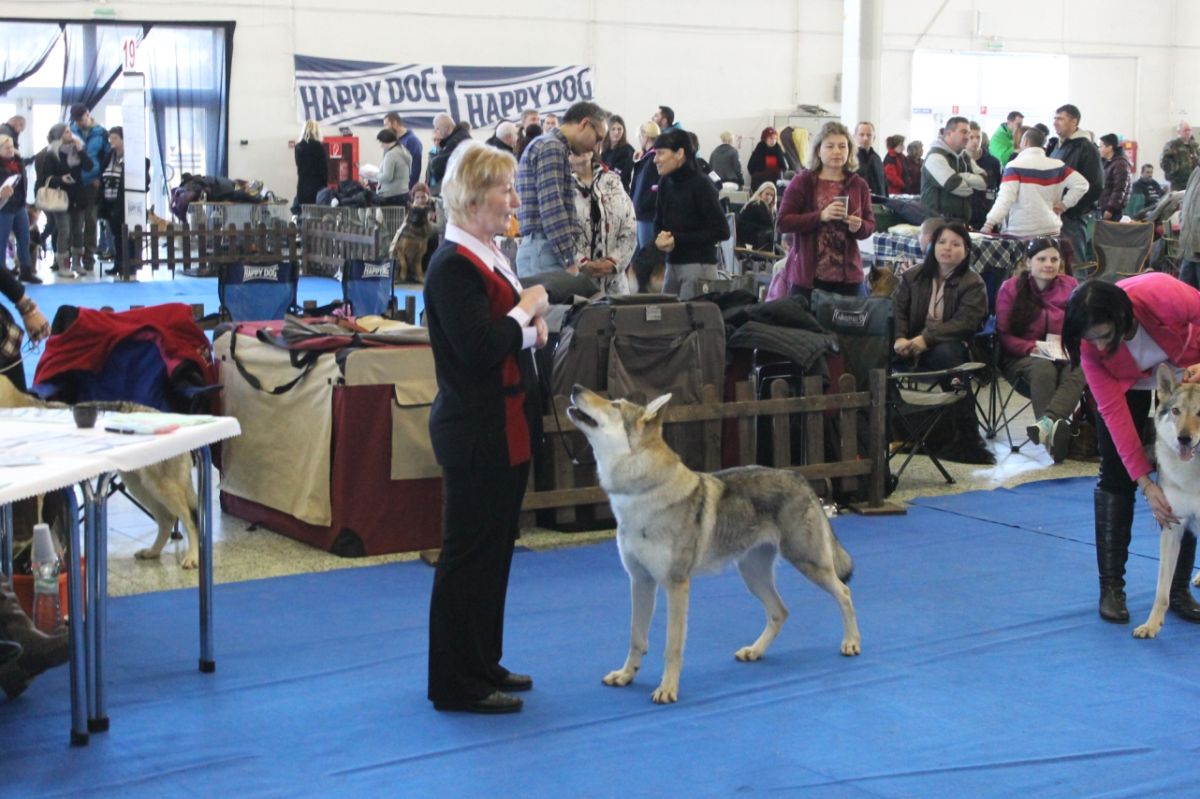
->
[[0, 409, 240, 746]]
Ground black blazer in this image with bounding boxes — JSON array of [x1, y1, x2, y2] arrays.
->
[[423, 242, 538, 470]]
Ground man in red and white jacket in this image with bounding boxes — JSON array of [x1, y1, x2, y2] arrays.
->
[[981, 127, 1090, 239]]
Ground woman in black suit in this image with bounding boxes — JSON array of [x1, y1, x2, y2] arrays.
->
[[424, 141, 550, 714], [292, 120, 328, 215]]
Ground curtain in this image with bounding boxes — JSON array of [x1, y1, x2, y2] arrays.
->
[[142, 26, 229, 189], [0, 22, 61, 97], [60, 23, 145, 118]]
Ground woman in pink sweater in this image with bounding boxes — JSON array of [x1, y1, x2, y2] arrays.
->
[[995, 238, 1086, 462], [1063, 273, 1200, 624]]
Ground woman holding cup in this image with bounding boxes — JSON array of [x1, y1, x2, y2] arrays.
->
[[770, 121, 875, 300]]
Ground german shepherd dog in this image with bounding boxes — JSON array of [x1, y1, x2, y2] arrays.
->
[[566, 386, 860, 703], [0, 377, 202, 569], [390, 205, 433, 284], [1133, 365, 1200, 638]]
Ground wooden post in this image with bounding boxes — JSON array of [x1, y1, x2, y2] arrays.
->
[[701, 383, 721, 472], [735, 380, 755, 466], [836, 373, 859, 497], [770, 378, 791, 467], [804, 374, 824, 467]]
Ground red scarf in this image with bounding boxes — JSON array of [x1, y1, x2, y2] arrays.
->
[[454, 244, 531, 466]]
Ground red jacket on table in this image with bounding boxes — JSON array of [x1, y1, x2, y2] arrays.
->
[[771, 169, 875, 297], [996, 272, 1077, 360], [1079, 272, 1200, 482]]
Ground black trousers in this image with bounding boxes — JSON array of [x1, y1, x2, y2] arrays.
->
[[427, 460, 530, 704], [1095, 388, 1151, 496]]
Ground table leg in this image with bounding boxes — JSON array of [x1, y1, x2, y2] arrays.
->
[[64, 489, 88, 747], [82, 482, 97, 730], [198, 446, 215, 673], [84, 475, 113, 733]]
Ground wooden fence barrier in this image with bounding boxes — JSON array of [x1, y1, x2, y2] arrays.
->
[[125, 222, 300, 277], [522, 369, 903, 521]]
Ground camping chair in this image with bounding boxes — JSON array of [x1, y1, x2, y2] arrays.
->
[[31, 304, 221, 541], [218, 261, 301, 322], [973, 263, 1032, 452], [1074, 221, 1154, 282], [342, 258, 397, 318], [811, 290, 985, 485]]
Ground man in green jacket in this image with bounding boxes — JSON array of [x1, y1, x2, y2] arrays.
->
[[1161, 121, 1199, 190], [988, 110, 1023, 166]]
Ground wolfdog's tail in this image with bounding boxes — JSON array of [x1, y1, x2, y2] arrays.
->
[[833, 537, 853, 584]]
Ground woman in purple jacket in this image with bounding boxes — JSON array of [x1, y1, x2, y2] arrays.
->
[[1063, 273, 1200, 623], [770, 122, 875, 300], [995, 238, 1086, 462]]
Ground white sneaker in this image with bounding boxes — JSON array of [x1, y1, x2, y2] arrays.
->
[[1027, 417, 1069, 462]]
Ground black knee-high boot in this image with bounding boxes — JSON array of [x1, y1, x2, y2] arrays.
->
[[1095, 488, 1133, 623], [1169, 532, 1200, 622]]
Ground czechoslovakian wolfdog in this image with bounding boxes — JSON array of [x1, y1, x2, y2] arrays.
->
[[1134, 364, 1200, 639], [566, 386, 861, 704], [0, 377, 202, 569]]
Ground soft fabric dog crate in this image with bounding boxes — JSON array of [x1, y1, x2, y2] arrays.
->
[[552, 295, 726, 405], [214, 321, 442, 555]]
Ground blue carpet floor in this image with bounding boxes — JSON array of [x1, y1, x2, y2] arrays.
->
[[18, 276, 425, 376], [4, 477, 1199, 798]]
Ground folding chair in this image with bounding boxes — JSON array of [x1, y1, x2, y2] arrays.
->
[[1074, 221, 1153, 282], [973, 263, 1031, 452], [218, 261, 301, 322], [342, 258, 397, 318], [811, 290, 985, 485]]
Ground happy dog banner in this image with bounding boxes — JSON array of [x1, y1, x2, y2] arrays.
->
[[294, 56, 595, 130]]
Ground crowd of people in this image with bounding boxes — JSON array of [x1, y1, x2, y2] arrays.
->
[[1, 106, 136, 285], [6, 97, 1200, 710]]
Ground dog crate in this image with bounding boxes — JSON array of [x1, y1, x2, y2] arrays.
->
[[187, 201, 292, 230], [299, 205, 407, 277]]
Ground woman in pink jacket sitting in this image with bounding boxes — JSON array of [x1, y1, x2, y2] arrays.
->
[[995, 238, 1086, 462], [1063, 273, 1200, 624]]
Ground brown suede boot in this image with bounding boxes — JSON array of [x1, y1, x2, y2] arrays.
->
[[0, 576, 70, 699]]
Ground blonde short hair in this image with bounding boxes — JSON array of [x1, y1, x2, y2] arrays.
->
[[639, 121, 661, 141], [443, 141, 517, 227], [720, 131, 733, 144], [808, 121, 857, 175], [299, 120, 321, 142]]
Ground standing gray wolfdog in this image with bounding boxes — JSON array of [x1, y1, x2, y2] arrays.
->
[[1134, 364, 1200, 639], [566, 385, 860, 704]]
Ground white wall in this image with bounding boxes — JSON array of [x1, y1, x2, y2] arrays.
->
[[877, 0, 1200, 174], [2, 0, 1195, 200]]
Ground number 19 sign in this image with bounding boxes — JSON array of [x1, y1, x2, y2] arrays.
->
[[122, 38, 138, 73]]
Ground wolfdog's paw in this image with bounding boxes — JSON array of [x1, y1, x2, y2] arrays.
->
[[1133, 623, 1161, 639], [134, 548, 161, 561], [180, 551, 200, 570], [602, 669, 635, 687], [840, 637, 862, 656], [734, 646, 763, 662], [650, 683, 678, 704]]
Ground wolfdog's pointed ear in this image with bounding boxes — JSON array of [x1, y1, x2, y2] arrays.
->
[[1156, 363, 1179, 404], [642, 393, 672, 422]]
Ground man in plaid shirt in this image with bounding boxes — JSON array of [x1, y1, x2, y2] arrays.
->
[[515, 101, 611, 298]]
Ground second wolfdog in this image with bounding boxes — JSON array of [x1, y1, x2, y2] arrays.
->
[[1133, 364, 1200, 639], [567, 385, 860, 704]]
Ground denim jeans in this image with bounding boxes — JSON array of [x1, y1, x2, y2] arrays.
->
[[0, 208, 32, 272], [515, 235, 597, 301]]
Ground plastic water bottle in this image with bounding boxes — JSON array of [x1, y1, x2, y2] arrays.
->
[[31, 523, 62, 634]]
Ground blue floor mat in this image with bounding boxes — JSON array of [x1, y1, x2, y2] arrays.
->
[[3, 480, 1197, 798]]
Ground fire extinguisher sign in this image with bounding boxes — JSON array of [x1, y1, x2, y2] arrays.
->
[[329, 143, 342, 158]]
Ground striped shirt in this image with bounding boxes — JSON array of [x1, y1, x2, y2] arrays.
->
[[516, 128, 579, 268]]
